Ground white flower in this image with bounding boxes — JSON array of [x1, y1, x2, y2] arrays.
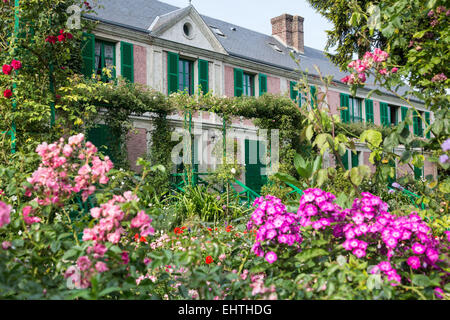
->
[[111, 176, 116, 180], [230, 168, 236, 174], [11, 195, 17, 201]]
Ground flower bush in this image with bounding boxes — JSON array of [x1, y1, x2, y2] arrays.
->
[[246, 190, 449, 296]]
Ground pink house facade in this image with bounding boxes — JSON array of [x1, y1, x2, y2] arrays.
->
[[83, 0, 436, 180]]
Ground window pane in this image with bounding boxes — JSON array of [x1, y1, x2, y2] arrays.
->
[[95, 42, 101, 56], [104, 44, 114, 59]]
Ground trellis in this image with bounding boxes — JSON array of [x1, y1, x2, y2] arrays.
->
[[2, 0, 56, 154]]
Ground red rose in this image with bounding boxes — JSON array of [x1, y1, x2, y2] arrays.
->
[[3, 89, 12, 99], [57, 34, 65, 42], [10, 59, 21, 70], [2, 64, 12, 75], [205, 256, 213, 264], [45, 36, 57, 44], [65, 32, 73, 40]]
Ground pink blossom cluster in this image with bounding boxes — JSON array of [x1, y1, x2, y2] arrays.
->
[[26, 133, 113, 206], [0, 201, 11, 228], [22, 206, 41, 225], [338, 192, 442, 286], [431, 73, 447, 83], [82, 191, 148, 245], [341, 49, 397, 85], [249, 273, 277, 299], [297, 188, 346, 236], [247, 195, 302, 264], [248, 190, 447, 287], [69, 191, 154, 288]]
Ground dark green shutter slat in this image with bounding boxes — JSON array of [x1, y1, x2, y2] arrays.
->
[[120, 42, 134, 83], [259, 74, 267, 96], [365, 99, 374, 123], [342, 150, 349, 170], [413, 110, 423, 137], [380, 102, 389, 127], [290, 81, 298, 102], [425, 112, 431, 139], [198, 59, 209, 94], [351, 151, 359, 168], [414, 166, 423, 180], [167, 51, 179, 94], [340, 93, 350, 123], [81, 33, 95, 78], [234, 68, 244, 97], [311, 86, 317, 108], [401, 106, 409, 131]]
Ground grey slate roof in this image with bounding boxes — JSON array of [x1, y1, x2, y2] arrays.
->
[[85, 0, 411, 98]]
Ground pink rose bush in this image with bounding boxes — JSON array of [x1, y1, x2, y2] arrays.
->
[[64, 190, 155, 289], [0, 201, 11, 228], [26, 133, 113, 206]]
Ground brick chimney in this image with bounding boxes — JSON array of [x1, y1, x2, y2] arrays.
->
[[271, 14, 304, 54]]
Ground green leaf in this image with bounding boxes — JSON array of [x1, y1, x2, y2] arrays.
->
[[274, 172, 302, 189], [306, 125, 314, 141], [62, 248, 78, 260], [295, 248, 329, 262], [412, 274, 431, 287], [361, 130, 382, 148], [98, 286, 122, 297]]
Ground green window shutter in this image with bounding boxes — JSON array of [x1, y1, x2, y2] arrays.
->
[[198, 59, 209, 94], [259, 74, 268, 96], [414, 166, 423, 180], [342, 150, 349, 170], [167, 51, 179, 94], [120, 41, 134, 83], [380, 102, 389, 127], [425, 112, 431, 139], [401, 106, 409, 130], [340, 93, 350, 123], [413, 111, 423, 137], [365, 99, 374, 123], [234, 68, 244, 97], [81, 33, 95, 78], [87, 125, 117, 164], [311, 86, 317, 108], [351, 151, 359, 168], [290, 81, 298, 101]]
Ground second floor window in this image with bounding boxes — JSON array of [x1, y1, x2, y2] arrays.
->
[[95, 40, 116, 81], [243, 73, 255, 96], [389, 105, 399, 125], [349, 97, 363, 123], [178, 59, 193, 95]]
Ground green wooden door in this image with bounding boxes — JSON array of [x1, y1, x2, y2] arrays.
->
[[87, 124, 117, 163], [245, 139, 267, 194]]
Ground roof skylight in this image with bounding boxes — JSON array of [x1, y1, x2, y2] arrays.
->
[[210, 26, 225, 37], [269, 43, 283, 53]]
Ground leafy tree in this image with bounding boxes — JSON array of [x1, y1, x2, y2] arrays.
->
[[307, 0, 449, 109]]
